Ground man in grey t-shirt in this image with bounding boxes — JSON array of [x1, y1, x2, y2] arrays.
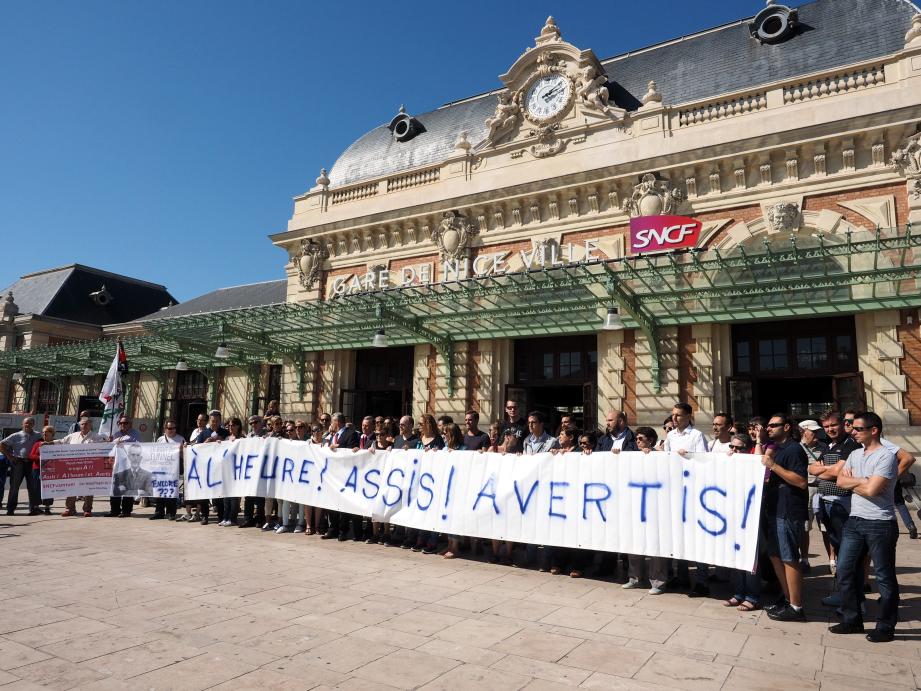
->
[[0, 417, 43, 515], [829, 411, 900, 643]]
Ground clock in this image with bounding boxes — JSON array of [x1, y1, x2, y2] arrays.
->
[[524, 73, 572, 123]]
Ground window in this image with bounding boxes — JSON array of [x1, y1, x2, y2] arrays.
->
[[542, 353, 554, 380], [796, 336, 828, 370], [266, 365, 282, 403], [736, 341, 751, 373], [758, 338, 788, 371], [835, 334, 854, 367], [514, 336, 597, 385], [559, 351, 582, 378], [34, 379, 58, 414]]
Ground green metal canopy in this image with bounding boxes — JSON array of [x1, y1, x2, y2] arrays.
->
[[2, 225, 920, 395]]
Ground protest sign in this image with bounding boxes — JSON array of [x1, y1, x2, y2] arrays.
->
[[111, 443, 181, 498], [185, 438, 765, 570], [40, 442, 114, 499]]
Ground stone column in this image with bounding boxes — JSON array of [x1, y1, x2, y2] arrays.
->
[[596, 330, 626, 430], [691, 324, 716, 421], [635, 326, 680, 427], [411, 344, 431, 420], [856, 311, 909, 425]]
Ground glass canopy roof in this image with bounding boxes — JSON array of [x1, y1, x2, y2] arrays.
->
[[3, 225, 919, 395]]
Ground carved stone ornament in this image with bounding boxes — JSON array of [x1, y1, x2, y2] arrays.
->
[[297, 238, 328, 290], [431, 210, 479, 260], [906, 14, 921, 47], [536, 16, 562, 45], [484, 90, 520, 146], [622, 173, 685, 218], [2, 291, 18, 322], [890, 130, 921, 199], [766, 202, 802, 233], [528, 124, 566, 158], [575, 65, 610, 113]]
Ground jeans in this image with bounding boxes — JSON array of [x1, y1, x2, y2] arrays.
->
[[6, 459, 39, 512], [0, 457, 9, 508], [733, 568, 762, 605], [821, 499, 850, 553], [154, 497, 177, 516], [31, 469, 52, 507], [837, 517, 899, 632], [243, 497, 265, 524], [222, 497, 240, 523], [279, 500, 304, 527]]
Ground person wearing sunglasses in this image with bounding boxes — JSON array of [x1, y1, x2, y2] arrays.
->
[[811, 411, 861, 579], [761, 414, 809, 622], [623, 427, 670, 595], [830, 412, 900, 643], [150, 420, 185, 521], [501, 401, 527, 444]]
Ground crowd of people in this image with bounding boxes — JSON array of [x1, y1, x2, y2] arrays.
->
[[0, 400, 913, 643]]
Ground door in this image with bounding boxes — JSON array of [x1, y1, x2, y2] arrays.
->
[[833, 372, 866, 413], [727, 377, 754, 423], [582, 381, 597, 434]]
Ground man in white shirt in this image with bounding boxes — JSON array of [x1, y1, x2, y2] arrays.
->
[[709, 413, 734, 453], [57, 417, 108, 517], [664, 403, 708, 454], [151, 419, 185, 521], [664, 402, 709, 596]]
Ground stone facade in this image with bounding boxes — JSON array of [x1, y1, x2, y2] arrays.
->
[[265, 13, 921, 444]]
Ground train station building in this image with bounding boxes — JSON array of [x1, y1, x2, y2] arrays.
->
[[2, 0, 921, 445]]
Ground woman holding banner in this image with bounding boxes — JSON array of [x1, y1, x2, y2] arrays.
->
[[723, 432, 763, 611], [623, 427, 671, 594], [29, 426, 56, 515]]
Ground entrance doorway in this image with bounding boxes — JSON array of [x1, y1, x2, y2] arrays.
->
[[509, 335, 597, 434], [341, 346, 413, 422], [169, 370, 209, 440], [728, 316, 865, 422]]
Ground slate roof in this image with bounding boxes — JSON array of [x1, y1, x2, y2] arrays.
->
[[327, 0, 918, 188], [2, 265, 175, 325], [135, 279, 287, 321]]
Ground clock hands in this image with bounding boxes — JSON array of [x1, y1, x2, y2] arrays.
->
[[542, 84, 565, 102]]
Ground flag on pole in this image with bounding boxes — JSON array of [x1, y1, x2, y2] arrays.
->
[[99, 340, 128, 430]]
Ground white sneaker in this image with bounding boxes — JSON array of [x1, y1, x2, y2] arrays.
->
[[293, 525, 305, 534], [622, 579, 640, 589], [221, 520, 231, 527], [274, 524, 289, 534], [648, 587, 664, 595]]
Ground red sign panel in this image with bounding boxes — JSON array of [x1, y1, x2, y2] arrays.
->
[[630, 215, 702, 254]]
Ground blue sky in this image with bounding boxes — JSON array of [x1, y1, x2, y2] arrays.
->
[[0, 0, 769, 302]]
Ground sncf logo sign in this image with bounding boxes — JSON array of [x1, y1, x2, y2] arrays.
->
[[630, 215, 702, 253]]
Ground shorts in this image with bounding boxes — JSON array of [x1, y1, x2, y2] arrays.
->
[[763, 516, 805, 563]]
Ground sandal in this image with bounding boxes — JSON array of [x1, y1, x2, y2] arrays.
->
[[443, 551, 456, 559], [737, 600, 758, 612], [723, 597, 742, 607]]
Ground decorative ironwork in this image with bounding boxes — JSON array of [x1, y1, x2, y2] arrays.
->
[[2, 226, 920, 398]]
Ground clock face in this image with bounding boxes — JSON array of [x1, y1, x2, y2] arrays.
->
[[525, 73, 572, 121]]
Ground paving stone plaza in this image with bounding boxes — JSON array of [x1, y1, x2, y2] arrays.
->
[[1, 500, 921, 690]]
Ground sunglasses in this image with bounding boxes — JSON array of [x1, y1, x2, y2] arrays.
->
[[165, 426, 176, 430], [730, 444, 748, 451], [579, 442, 592, 447], [844, 419, 855, 425], [766, 422, 784, 428], [851, 425, 873, 432]]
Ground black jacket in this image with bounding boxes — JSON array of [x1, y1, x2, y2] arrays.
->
[[595, 427, 638, 452]]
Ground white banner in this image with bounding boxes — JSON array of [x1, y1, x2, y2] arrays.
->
[[40, 442, 115, 499], [185, 438, 765, 570], [111, 443, 181, 499]]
